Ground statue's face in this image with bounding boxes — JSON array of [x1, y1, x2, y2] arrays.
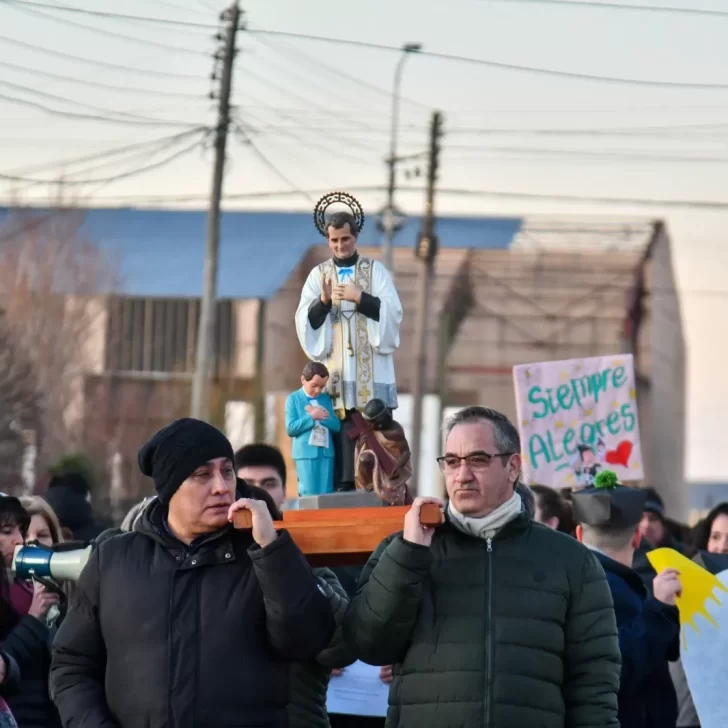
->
[[326, 223, 357, 259]]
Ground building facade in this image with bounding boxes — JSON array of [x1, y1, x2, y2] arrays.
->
[[0, 207, 687, 518]]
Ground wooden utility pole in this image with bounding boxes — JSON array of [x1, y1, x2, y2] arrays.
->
[[191, 1, 240, 421], [253, 298, 266, 442], [409, 111, 443, 495]]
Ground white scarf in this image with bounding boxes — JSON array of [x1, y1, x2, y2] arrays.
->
[[448, 491, 523, 541]]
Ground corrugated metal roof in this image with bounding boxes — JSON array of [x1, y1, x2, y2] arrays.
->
[[0, 207, 522, 299]]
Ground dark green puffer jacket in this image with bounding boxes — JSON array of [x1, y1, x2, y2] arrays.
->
[[287, 567, 356, 728], [344, 512, 621, 728]]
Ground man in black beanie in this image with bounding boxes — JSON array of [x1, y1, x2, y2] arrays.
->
[[50, 418, 335, 728]]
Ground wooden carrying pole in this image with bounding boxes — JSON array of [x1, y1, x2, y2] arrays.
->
[[234, 504, 443, 566]]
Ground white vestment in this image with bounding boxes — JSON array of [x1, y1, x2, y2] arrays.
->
[[295, 256, 402, 416]]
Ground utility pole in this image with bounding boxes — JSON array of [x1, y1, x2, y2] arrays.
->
[[381, 43, 422, 277], [191, 1, 241, 421], [409, 110, 443, 496], [252, 298, 266, 442]]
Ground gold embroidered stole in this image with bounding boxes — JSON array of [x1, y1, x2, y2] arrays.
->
[[319, 256, 375, 417]]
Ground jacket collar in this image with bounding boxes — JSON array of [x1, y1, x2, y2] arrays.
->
[[592, 550, 647, 596]]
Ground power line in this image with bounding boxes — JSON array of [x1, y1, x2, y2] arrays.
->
[[239, 68, 380, 152], [444, 145, 728, 164], [0, 78, 201, 126], [233, 104, 375, 166], [249, 30, 430, 111], [234, 129, 314, 203], [0, 134, 205, 186], [481, 0, 728, 18], [245, 28, 728, 90], [5, 128, 206, 178], [0, 91, 204, 128], [0, 35, 202, 80], [56, 184, 728, 212], [447, 121, 728, 136], [4, 1, 208, 56], [0, 59, 205, 100], [2, 0, 218, 27]]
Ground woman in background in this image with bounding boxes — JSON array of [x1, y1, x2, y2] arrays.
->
[[530, 484, 575, 536], [0, 496, 61, 727], [693, 502, 728, 555], [19, 498, 62, 548]]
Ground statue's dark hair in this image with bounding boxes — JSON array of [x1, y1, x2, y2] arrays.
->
[[326, 211, 358, 238], [302, 361, 329, 381]]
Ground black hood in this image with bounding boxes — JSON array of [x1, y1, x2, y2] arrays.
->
[[45, 482, 94, 532]]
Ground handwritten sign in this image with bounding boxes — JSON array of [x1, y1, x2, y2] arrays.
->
[[513, 354, 644, 488]]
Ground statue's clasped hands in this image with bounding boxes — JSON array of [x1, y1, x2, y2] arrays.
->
[[305, 405, 329, 421]]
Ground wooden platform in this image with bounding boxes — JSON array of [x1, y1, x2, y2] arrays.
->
[[234, 504, 442, 566]]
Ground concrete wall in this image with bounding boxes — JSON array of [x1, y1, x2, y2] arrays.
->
[[639, 224, 687, 519]]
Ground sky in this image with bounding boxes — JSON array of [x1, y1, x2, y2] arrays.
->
[[1, 0, 728, 481]]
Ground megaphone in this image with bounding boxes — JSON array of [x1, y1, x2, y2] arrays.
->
[[12, 542, 92, 582]]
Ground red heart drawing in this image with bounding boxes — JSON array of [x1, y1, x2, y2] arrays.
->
[[605, 440, 632, 468]]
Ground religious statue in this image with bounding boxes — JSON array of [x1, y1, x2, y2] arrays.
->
[[295, 192, 403, 492], [285, 361, 339, 497], [348, 398, 412, 506]]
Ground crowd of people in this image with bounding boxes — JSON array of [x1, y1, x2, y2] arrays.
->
[[0, 410, 720, 727]]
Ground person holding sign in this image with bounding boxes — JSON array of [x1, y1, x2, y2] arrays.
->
[[573, 470, 681, 728], [286, 362, 341, 498]]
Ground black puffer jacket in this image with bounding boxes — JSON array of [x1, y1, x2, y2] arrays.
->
[[344, 510, 621, 728], [2, 614, 61, 728], [288, 568, 355, 728], [50, 497, 335, 728]]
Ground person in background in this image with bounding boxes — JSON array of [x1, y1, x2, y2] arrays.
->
[[51, 418, 335, 728], [235, 441, 356, 728], [530, 484, 575, 535], [573, 470, 680, 728], [345, 406, 621, 727], [236, 444, 287, 509], [286, 362, 340, 498], [43, 472, 101, 543], [693, 502, 728, 554], [18, 499, 62, 549], [0, 496, 61, 728]]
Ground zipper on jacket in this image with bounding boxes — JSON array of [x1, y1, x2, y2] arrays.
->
[[485, 536, 493, 728]]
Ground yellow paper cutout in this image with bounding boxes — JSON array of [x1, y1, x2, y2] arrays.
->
[[525, 370, 531, 379], [555, 420, 563, 430], [612, 360, 623, 367], [629, 388, 636, 400], [522, 419, 529, 427], [611, 400, 619, 410], [559, 371, 568, 382], [647, 548, 728, 649], [585, 408, 593, 416]]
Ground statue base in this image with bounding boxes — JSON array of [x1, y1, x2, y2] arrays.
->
[[284, 491, 383, 511], [233, 498, 442, 566]]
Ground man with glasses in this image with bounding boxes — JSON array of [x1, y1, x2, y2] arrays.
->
[[344, 405, 621, 728]]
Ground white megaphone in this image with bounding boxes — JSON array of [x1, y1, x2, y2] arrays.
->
[[12, 542, 93, 582]]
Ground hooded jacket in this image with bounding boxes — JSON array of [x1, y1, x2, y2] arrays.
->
[[50, 489, 335, 728]]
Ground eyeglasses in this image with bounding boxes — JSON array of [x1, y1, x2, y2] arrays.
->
[[436, 452, 514, 474]]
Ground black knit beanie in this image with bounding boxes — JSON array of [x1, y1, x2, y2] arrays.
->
[[138, 418, 235, 505]]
